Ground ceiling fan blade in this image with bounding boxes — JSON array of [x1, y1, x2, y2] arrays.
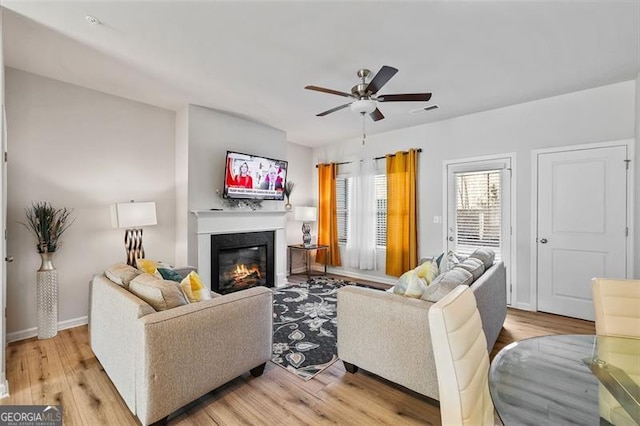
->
[[378, 93, 432, 102], [369, 108, 385, 122], [305, 85, 354, 98], [316, 102, 353, 117], [366, 66, 399, 95]]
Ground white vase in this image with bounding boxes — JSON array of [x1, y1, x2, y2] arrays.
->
[[37, 252, 58, 339]]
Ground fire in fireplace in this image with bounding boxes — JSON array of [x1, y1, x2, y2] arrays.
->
[[211, 231, 274, 294]]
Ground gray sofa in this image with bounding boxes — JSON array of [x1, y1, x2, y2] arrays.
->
[[337, 260, 507, 401], [90, 271, 273, 425]]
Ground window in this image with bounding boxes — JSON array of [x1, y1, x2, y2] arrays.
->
[[454, 170, 502, 260], [336, 174, 387, 247]]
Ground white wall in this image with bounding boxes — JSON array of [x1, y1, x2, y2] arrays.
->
[[184, 105, 288, 266], [285, 142, 314, 272], [5, 68, 177, 339], [312, 80, 637, 307], [635, 73, 640, 276], [175, 106, 189, 266]]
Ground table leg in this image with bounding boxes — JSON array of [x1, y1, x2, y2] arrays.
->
[[288, 247, 291, 277], [306, 250, 311, 280], [324, 247, 327, 276]]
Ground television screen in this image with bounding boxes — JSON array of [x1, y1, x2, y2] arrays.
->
[[223, 151, 288, 200]]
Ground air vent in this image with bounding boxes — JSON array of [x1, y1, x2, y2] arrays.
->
[[409, 104, 439, 115]]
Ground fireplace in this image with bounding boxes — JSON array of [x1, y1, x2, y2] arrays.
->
[[211, 231, 275, 294]]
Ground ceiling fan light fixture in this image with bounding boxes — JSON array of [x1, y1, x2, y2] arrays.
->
[[350, 99, 376, 114]]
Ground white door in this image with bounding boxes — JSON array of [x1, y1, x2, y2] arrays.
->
[[446, 156, 513, 304], [536, 145, 628, 321]]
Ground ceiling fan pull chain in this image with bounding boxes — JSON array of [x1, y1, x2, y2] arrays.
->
[[362, 113, 366, 145]]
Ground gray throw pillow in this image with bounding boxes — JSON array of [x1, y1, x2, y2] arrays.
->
[[454, 257, 485, 282], [421, 268, 473, 302], [469, 248, 495, 269]]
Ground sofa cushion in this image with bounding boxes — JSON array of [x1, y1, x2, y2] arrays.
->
[[180, 271, 212, 303], [469, 248, 495, 270], [422, 268, 473, 302], [136, 258, 163, 279], [104, 263, 141, 289], [158, 268, 184, 282], [454, 257, 485, 282], [129, 273, 189, 311]]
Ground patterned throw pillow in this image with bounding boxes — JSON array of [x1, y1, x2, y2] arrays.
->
[[129, 273, 189, 311], [415, 259, 438, 285], [393, 269, 428, 299], [158, 268, 184, 282], [180, 271, 212, 303], [136, 259, 163, 279]]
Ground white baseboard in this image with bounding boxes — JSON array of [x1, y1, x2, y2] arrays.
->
[[327, 267, 397, 286], [514, 302, 534, 311], [7, 316, 88, 343]]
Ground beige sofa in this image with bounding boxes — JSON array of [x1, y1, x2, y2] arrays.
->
[[90, 272, 273, 425], [337, 260, 506, 401]]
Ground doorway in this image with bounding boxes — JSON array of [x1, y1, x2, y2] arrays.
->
[[533, 141, 632, 321]]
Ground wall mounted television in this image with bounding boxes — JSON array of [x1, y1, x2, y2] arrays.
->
[[223, 151, 288, 201]]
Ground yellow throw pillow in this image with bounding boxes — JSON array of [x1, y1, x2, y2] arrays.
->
[[180, 271, 212, 303], [414, 260, 438, 285], [136, 258, 162, 279]]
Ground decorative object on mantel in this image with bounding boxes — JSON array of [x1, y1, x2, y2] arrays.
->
[[283, 181, 295, 211], [20, 202, 74, 339], [294, 206, 317, 247], [111, 201, 157, 266], [216, 189, 263, 210]]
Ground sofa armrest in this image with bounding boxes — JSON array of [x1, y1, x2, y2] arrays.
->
[[337, 286, 440, 400], [134, 286, 273, 425]]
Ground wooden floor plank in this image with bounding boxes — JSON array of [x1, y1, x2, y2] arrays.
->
[[2, 276, 595, 426]]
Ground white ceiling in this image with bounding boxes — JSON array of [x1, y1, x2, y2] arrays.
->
[[3, 1, 639, 147]]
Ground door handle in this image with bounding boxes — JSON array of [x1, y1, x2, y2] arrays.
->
[[539, 238, 548, 244], [5, 256, 13, 262], [448, 236, 454, 241]]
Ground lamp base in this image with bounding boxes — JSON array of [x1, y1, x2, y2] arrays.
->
[[302, 222, 312, 247], [124, 228, 145, 266]]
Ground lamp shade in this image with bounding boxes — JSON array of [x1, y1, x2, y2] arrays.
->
[[294, 206, 317, 222], [111, 201, 157, 229]]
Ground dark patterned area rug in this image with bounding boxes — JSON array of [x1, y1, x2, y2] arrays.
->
[[272, 277, 379, 380]]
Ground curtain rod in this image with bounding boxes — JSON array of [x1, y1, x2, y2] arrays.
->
[[315, 148, 422, 168]]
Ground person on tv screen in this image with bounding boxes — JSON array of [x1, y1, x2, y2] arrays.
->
[[259, 164, 283, 190], [233, 161, 253, 189]]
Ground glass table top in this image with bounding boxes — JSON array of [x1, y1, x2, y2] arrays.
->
[[489, 334, 640, 426]]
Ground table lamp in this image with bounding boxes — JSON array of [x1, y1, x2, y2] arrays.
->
[[294, 206, 317, 247], [111, 201, 157, 266]]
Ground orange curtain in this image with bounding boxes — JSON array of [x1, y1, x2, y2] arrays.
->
[[385, 149, 418, 277], [316, 163, 342, 266]]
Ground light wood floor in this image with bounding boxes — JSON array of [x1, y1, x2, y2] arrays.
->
[[1, 276, 595, 425]]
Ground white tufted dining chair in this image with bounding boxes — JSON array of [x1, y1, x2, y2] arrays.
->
[[429, 285, 495, 426], [591, 278, 640, 425]]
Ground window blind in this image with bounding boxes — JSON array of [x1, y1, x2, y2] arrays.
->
[[375, 174, 387, 247], [454, 170, 502, 261], [336, 176, 349, 244]]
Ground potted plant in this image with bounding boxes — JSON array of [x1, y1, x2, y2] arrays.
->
[[284, 181, 295, 210], [20, 202, 74, 339]]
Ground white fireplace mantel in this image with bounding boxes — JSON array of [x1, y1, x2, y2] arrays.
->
[[191, 209, 289, 289]]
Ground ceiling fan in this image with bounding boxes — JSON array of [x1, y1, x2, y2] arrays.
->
[[305, 65, 432, 122]]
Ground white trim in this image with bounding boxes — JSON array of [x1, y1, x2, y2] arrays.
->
[[442, 153, 517, 306], [326, 266, 397, 285], [529, 139, 635, 313], [6, 316, 88, 343]]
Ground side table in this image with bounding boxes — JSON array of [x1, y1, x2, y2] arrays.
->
[[288, 244, 329, 279]]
